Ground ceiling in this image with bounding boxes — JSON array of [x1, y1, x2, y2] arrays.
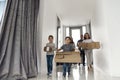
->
[[52, 0, 95, 25]]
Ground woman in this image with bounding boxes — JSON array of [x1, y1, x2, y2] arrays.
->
[[83, 33, 93, 70]]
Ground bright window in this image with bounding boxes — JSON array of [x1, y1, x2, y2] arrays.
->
[[0, 0, 6, 22], [82, 26, 86, 35], [66, 27, 69, 36]]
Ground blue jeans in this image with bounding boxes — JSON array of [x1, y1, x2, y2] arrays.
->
[[63, 63, 71, 75], [46, 55, 54, 74]]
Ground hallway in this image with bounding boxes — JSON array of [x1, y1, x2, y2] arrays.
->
[[29, 64, 120, 80], [0, 0, 120, 79], [39, 0, 120, 79]]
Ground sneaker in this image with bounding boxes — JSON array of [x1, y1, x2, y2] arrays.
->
[[68, 72, 71, 75], [49, 73, 52, 77], [47, 73, 49, 76], [63, 74, 66, 77], [68, 72, 71, 77], [83, 64, 85, 66]]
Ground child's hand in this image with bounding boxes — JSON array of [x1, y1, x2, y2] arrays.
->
[[78, 42, 82, 47], [44, 46, 47, 52], [57, 49, 62, 52]]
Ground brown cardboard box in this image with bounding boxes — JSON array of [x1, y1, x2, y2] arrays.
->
[[81, 42, 100, 49], [55, 51, 81, 63], [44, 46, 52, 52]]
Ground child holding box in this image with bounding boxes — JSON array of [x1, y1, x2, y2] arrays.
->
[[44, 35, 55, 76], [57, 37, 75, 77]]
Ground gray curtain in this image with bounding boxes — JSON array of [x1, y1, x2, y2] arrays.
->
[[0, 0, 39, 80]]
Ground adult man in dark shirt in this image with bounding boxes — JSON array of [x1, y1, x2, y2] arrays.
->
[[77, 35, 85, 66]]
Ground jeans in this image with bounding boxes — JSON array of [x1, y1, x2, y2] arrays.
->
[[80, 50, 85, 65], [46, 55, 54, 74], [63, 63, 71, 75], [68, 64, 71, 74]]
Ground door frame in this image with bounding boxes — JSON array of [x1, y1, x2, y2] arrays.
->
[[69, 26, 85, 37]]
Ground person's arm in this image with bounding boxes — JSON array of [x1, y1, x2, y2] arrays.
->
[[77, 40, 80, 47], [44, 43, 47, 52], [57, 49, 62, 52], [78, 41, 83, 48], [57, 45, 64, 52]]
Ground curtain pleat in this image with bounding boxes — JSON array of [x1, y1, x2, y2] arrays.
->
[[0, 0, 39, 80]]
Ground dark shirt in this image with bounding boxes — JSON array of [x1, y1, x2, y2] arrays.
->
[[77, 39, 84, 51], [61, 44, 74, 52]]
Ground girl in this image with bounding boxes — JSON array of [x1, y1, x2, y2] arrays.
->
[[57, 37, 75, 77], [83, 33, 93, 70]]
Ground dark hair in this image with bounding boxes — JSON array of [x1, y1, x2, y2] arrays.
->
[[70, 37, 74, 44], [65, 36, 71, 40], [48, 35, 53, 39], [80, 34, 83, 37], [84, 33, 91, 40]]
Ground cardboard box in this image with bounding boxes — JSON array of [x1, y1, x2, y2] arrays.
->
[[55, 51, 81, 63], [81, 42, 100, 49], [44, 46, 52, 52]]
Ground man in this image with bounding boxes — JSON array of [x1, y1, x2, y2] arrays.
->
[[77, 35, 85, 66]]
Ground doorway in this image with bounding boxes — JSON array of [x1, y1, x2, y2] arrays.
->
[[65, 25, 88, 48]]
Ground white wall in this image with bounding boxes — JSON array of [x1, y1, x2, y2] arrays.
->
[[92, 0, 120, 77], [39, 0, 57, 73], [107, 0, 120, 77]]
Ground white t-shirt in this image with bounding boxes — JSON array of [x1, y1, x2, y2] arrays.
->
[[46, 42, 55, 55], [83, 39, 93, 53], [83, 39, 93, 43]]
